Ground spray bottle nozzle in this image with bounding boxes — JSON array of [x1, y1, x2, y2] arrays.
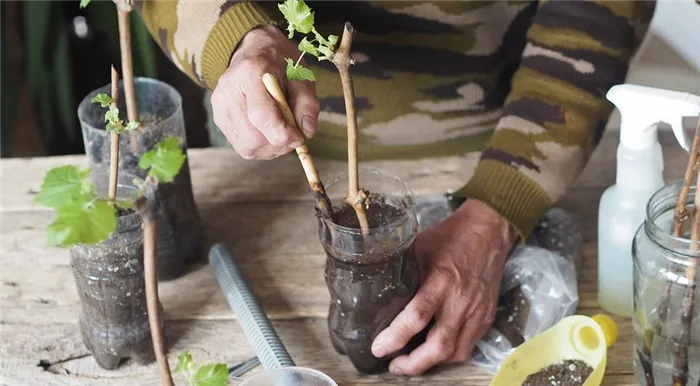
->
[[606, 84, 700, 152]]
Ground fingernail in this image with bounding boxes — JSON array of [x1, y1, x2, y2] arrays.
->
[[302, 115, 316, 138], [372, 343, 386, 358], [390, 365, 404, 376]]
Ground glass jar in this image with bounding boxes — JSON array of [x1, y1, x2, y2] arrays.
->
[[70, 170, 155, 370], [77, 77, 202, 280], [632, 180, 700, 385], [317, 167, 423, 374]]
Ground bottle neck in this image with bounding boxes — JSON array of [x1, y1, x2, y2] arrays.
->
[[616, 143, 664, 190]]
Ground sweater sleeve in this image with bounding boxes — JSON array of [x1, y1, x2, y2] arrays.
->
[[452, 0, 656, 242], [133, 0, 278, 89]]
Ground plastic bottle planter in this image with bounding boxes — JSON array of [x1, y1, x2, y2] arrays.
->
[[69, 171, 159, 369], [77, 78, 202, 281], [317, 167, 426, 374], [632, 180, 700, 385]]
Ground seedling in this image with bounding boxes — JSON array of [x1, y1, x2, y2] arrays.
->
[[278, 0, 370, 236], [174, 351, 228, 386], [36, 133, 185, 385]]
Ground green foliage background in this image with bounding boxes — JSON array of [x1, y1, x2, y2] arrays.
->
[[1, 1, 157, 158]]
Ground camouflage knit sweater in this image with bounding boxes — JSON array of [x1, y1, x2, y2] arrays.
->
[[134, 1, 655, 240]]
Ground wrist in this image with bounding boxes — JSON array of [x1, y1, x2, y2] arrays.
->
[[455, 198, 520, 248]]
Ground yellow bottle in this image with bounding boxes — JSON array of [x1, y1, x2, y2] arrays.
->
[[489, 314, 618, 386]]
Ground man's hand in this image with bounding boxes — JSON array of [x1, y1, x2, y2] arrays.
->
[[210, 24, 320, 160], [371, 199, 518, 376]]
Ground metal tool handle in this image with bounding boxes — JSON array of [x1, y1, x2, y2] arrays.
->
[[209, 243, 295, 369]]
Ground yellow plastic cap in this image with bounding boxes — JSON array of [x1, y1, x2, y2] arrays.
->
[[592, 313, 618, 347]]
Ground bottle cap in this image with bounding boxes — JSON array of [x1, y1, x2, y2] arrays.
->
[[591, 313, 618, 348]]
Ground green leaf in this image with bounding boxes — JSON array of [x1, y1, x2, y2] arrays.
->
[[138, 136, 187, 183], [193, 364, 228, 386], [91, 93, 112, 108], [34, 165, 94, 209], [298, 38, 318, 57], [47, 200, 116, 247], [285, 59, 315, 82], [317, 45, 333, 60], [126, 121, 140, 131], [328, 34, 339, 48], [278, 0, 314, 38], [79, 0, 91, 9], [104, 106, 120, 123], [174, 351, 195, 374]]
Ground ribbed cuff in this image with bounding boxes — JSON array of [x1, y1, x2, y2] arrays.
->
[[201, 2, 275, 89], [452, 160, 552, 244]]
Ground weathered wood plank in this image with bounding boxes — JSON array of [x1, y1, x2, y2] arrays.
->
[[0, 129, 688, 213], [0, 318, 635, 386], [1, 187, 602, 325]]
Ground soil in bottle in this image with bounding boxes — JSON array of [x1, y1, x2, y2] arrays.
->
[[70, 208, 156, 369], [324, 195, 429, 374]]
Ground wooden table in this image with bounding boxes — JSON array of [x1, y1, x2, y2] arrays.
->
[[0, 130, 688, 385]]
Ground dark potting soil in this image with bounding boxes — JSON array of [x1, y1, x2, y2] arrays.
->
[[324, 196, 427, 374], [521, 360, 593, 386], [493, 286, 531, 347], [115, 207, 135, 218]]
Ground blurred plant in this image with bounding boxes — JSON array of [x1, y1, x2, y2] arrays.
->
[[0, 0, 156, 158]]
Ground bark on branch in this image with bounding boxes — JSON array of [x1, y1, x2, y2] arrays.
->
[[332, 22, 369, 236], [135, 177, 174, 386]]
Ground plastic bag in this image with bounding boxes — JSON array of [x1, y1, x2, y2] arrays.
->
[[414, 197, 584, 373]]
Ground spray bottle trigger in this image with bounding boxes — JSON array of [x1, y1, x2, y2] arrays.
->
[[669, 116, 691, 152]]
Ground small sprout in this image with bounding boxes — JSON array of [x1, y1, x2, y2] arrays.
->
[[91, 93, 139, 134], [278, 0, 314, 38], [174, 351, 228, 386], [278, 0, 340, 82], [79, 0, 91, 9], [285, 59, 315, 82], [138, 136, 187, 184]]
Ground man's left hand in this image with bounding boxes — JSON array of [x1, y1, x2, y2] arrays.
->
[[370, 199, 519, 376]]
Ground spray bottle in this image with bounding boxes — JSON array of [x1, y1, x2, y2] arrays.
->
[[598, 84, 700, 317]]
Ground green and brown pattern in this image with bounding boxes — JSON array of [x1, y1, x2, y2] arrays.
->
[[135, 0, 655, 240]]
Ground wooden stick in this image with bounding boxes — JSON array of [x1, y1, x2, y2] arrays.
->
[[671, 161, 700, 386], [115, 0, 141, 155], [261, 73, 334, 220], [331, 23, 369, 236], [108, 66, 120, 206], [136, 177, 173, 386]]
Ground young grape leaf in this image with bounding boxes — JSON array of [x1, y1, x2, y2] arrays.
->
[[278, 0, 314, 38], [79, 0, 91, 9], [327, 34, 339, 48], [298, 37, 319, 57], [285, 59, 315, 81], [34, 165, 94, 209], [104, 107, 120, 124], [47, 200, 116, 247], [126, 121, 140, 131], [192, 364, 228, 386], [91, 93, 112, 108], [317, 45, 334, 60], [174, 351, 196, 374], [138, 136, 187, 183]]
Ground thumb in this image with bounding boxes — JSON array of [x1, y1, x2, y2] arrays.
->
[[287, 80, 320, 139]]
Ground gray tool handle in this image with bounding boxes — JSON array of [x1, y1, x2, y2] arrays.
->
[[209, 243, 295, 369]]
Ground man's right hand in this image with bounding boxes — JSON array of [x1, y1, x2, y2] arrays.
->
[[210, 24, 320, 160]]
